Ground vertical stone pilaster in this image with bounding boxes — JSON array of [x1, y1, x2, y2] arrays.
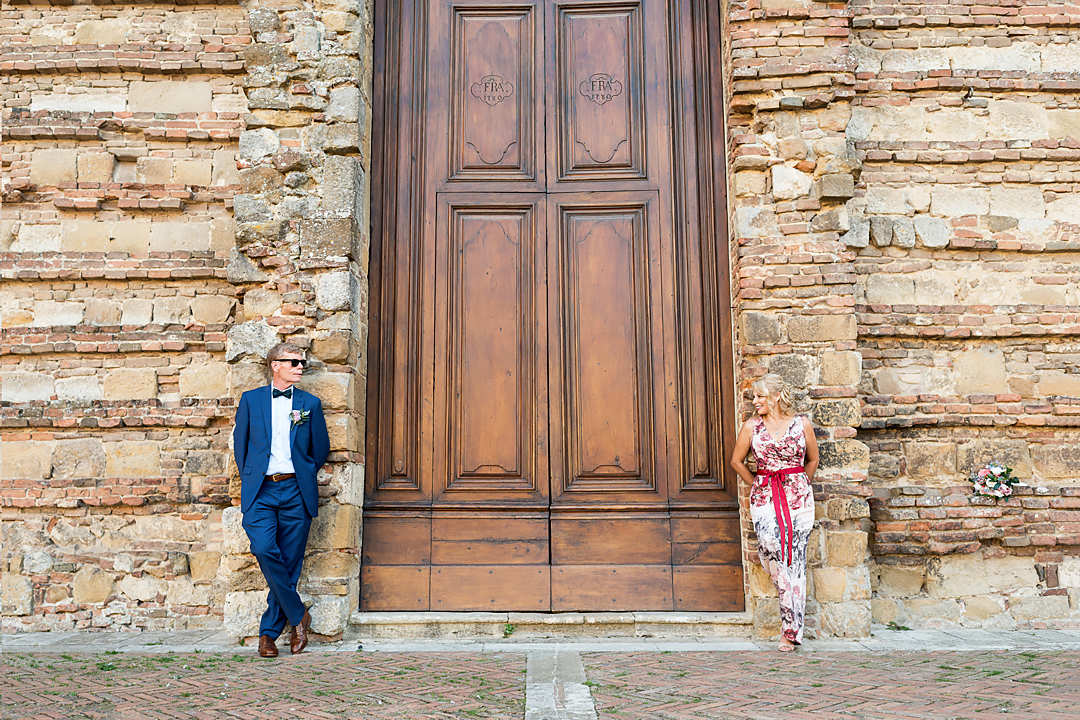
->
[[222, 0, 374, 641], [727, 0, 872, 638]]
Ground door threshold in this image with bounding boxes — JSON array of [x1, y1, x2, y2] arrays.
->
[[348, 610, 753, 640]]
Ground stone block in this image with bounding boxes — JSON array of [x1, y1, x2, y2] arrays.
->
[[1, 372, 54, 402], [299, 372, 354, 410], [327, 86, 360, 122], [990, 186, 1045, 219], [912, 215, 950, 248], [104, 441, 161, 478], [771, 165, 812, 200], [84, 299, 121, 325], [312, 330, 351, 363], [869, 216, 893, 247], [962, 596, 1003, 622], [212, 150, 240, 186], [301, 217, 354, 258], [72, 566, 114, 604], [117, 575, 166, 602], [871, 597, 901, 625], [819, 173, 855, 200], [173, 159, 213, 186], [825, 497, 870, 521], [1048, 110, 1080, 141], [191, 296, 234, 325], [30, 149, 77, 186], [111, 221, 151, 255], [223, 591, 266, 639], [1008, 595, 1070, 621], [226, 319, 279, 362], [740, 311, 780, 345], [308, 502, 360, 550], [956, 439, 1032, 480], [787, 315, 856, 342], [903, 442, 955, 479], [2, 441, 53, 479], [1037, 372, 1080, 398], [748, 562, 778, 598], [23, 551, 53, 574], [121, 299, 154, 326], [734, 171, 767, 196], [812, 567, 847, 603], [322, 156, 359, 217], [77, 153, 115, 183], [825, 531, 867, 567], [953, 348, 1007, 395], [150, 221, 210, 253], [316, 271, 353, 311], [875, 565, 925, 597], [188, 552, 222, 583], [865, 275, 915, 305], [819, 601, 870, 638], [103, 368, 158, 400], [1031, 445, 1080, 479], [303, 551, 358, 582], [239, 128, 280, 164], [153, 297, 191, 324], [735, 206, 780, 239], [926, 555, 1036, 598], [222, 507, 250, 555], [930, 187, 989, 217], [306, 595, 350, 636], [210, 217, 235, 255], [987, 101, 1049, 142], [12, 225, 62, 253], [129, 81, 213, 114], [242, 289, 282, 319], [180, 362, 229, 398], [166, 577, 210, 607], [2, 575, 33, 616], [31, 301, 84, 327], [892, 218, 915, 248], [813, 399, 860, 427], [51, 439, 106, 480], [240, 166, 285, 194], [819, 350, 860, 386], [864, 186, 930, 214], [768, 354, 813, 388], [136, 157, 174, 184], [73, 19, 127, 45]]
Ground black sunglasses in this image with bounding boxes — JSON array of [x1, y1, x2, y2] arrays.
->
[[274, 358, 308, 368]]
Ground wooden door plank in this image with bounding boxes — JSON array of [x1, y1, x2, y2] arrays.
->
[[673, 565, 744, 611], [361, 565, 430, 611], [431, 566, 550, 611], [551, 565, 673, 611]]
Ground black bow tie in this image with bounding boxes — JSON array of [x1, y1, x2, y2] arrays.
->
[[273, 388, 292, 399]]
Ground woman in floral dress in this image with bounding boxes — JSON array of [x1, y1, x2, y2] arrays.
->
[[730, 374, 819, 651]]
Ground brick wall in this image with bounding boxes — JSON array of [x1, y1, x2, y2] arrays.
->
[[1, 0, 373, 638], [848, 0, 1080, 628]]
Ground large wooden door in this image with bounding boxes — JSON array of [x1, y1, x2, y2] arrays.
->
[[362, 0, 740, 611]]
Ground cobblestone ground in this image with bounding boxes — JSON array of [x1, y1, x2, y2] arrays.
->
[[2, 652, 526, 720], [582, 650, 1080, 719]]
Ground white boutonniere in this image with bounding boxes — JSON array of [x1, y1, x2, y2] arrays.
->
[[290, 409, 311, 427]]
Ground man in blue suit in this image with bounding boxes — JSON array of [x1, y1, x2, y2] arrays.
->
[[233, 342, 330, 657]]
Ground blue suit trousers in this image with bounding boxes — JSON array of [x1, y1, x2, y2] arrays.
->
[[241, 476, 311, 638]]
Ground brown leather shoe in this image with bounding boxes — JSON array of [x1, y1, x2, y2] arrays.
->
[[258, 635, 278, 658], [290, 610, 311, 654]]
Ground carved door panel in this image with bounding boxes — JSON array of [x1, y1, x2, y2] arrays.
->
[[362, 0, 741, 612]]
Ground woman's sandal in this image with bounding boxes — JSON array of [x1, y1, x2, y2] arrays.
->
[[777, 638, 796, 652]]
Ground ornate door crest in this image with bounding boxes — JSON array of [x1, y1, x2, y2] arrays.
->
[[470, 74, 514, 106], [579, 73, 623, 105]]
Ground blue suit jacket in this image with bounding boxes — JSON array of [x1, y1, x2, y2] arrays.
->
[[233, 385, 330, 518]]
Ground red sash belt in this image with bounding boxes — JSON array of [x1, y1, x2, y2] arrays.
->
[[759, 466, 804, 566]]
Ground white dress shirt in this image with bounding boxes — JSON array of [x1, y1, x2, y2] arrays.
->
[[265, 386, 296, 475]]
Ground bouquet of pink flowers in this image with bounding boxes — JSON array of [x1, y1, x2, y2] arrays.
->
[[971, 462, 1018, 498]]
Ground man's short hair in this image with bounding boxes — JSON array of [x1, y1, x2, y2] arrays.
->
[[267, 342, 305, 365]]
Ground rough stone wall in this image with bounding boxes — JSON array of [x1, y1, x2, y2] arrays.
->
[[847, 0, 1080, 628], [727, 0, 873, 638], [1, 0, 373, 640]]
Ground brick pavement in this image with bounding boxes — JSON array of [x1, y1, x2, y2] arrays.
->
[[582, 650, 1080, 719], [2, 652, 526, 720], [3, 638, 1080, 719]]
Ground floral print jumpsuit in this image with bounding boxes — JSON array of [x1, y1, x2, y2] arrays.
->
[[749, 415, 815, 644]]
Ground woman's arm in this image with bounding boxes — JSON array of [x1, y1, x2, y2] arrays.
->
[[729, 420, 756, 486], [802, 415, 819, 482]]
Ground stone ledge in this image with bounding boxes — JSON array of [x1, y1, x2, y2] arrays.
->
[[348, 611, 755, 641]]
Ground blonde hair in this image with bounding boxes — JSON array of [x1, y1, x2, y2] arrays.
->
[[751, 373, 794, 414]]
